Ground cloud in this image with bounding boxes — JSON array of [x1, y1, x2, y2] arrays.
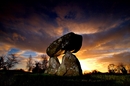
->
[[0, 1, 130, 54], [72, 19, 130, 59], [1, 9, 130, 59], [12, 32, 25, 41], [54, 0, 130, 35], [82, 20, 130, 49], [8, 49, 48, 70], [0, 43, 13, 55], [0, 6, 59, 53], [98, 51, 130, 65]]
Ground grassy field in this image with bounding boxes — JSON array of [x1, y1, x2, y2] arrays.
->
[[0, 72, 130, 86]]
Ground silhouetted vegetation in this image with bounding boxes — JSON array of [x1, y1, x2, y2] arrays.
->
[[6, 54, 19, 70], [0, 56, 4, 70], [26, 55, 34, 72], [41, 55, 48, 70], [28, 55, 48, 73], [0, 54, 19, 70], [32, 62, 42, 73], [91, 70, 101, 74], [108, 63, 127, 74]]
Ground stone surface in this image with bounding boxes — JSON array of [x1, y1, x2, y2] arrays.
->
[[44, 57, 60, 75], [56, 51, 82, 76], [46, 32, 82, 57]]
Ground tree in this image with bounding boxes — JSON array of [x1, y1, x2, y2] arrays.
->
[[41, 55, 48, 70], [126, 64, 130, 73], [26, 55, 34, 72], [32, 55, 48, 73], [32, 61, 41, 73], [91, 70, 101, 74], [118, 63, 127, 74], [108, 64, 116, 73], [0, 56, 4, 69], [5, 54, 19, 70], [0, 54, 19, 70], [108, 63, 127, 74]]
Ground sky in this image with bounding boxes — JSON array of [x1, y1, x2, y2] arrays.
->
[[0, 0, 130, 72]]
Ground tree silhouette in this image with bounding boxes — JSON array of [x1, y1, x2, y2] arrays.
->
[[91, 70, 101, 74], [0, 54, 19, 70], [5, 54, 19, 70], [108, 64, 116, 73], [126, 64, 130, 73], [32, 61, 41, 73], [0, 56, 4, 69], [41, 55, 48, 70], [108, 63, 127, 74], [32, 55, 48, 73], [26, 55, 34, 72], [118, 63, 127, 74]]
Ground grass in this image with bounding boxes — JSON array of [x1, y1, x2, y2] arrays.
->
[[0, 72, 130, 86]]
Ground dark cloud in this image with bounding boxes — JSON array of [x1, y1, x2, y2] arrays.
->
[[0, 1, 62, 53], [0, 1, 130, 53], [74, 19, 130, 60], [82, 19, 130, 49], [98, 51, 130, 64]]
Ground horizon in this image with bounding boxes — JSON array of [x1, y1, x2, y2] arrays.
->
[[0, 0, 130, 73]]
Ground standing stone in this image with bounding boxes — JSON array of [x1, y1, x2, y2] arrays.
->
[[56, 51, 82, 76], [46, 32, 82, 57], [44, 57, 60, 75]]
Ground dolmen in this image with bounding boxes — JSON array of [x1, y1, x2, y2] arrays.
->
[[45, 32, 83, 76]]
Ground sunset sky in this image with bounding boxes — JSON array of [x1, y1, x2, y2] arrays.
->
[[0, 0, 130, 72]]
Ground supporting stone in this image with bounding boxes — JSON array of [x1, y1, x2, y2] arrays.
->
[[56, 51, 82, 76], [44, 57, 60, 75]]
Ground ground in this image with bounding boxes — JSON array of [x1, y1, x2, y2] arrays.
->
[[0, 71, 130, 86]]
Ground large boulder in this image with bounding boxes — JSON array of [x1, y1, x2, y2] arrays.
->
[[44, 57, 60, 75], [56, 51, 82, 76], [46, 32, 82, 57]]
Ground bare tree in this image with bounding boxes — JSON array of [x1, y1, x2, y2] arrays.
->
[[41, 55, 48, 70], [5, 54, 19, 70], [26, 55, 34, 72]]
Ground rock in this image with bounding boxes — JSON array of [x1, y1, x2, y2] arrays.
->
[[45, 32, 83, 76], [56, 51, 82, 76], [44, 57, 60, 75], [46, 32, 82, 57], [56, 64, 66, 76]]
